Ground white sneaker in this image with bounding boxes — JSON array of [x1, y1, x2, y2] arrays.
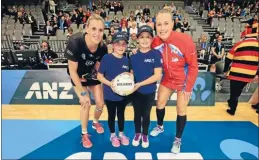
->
[[132, 133, 142, 147], [141, 135, 149, 148], [171, 137, 181, 154], [150, 125, 164, 137]]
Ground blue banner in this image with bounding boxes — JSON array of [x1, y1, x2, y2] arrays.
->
[[6, 70, 215, 106]]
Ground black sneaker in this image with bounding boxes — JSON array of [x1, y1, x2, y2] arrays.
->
[[252, 103, 259, 110], [227, 109, 235, 116], [227, 100, 233, 109], [256, 109, 259, 114]]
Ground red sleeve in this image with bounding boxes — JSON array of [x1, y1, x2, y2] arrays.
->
[[184, 37, 199, 92], [151, 36, 162, 49]]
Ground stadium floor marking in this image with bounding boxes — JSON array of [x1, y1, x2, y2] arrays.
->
[[2, 102, 258, 126]]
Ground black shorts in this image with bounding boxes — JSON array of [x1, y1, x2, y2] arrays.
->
[[210, 56, 221, 64], [71, 79, 101, 87]]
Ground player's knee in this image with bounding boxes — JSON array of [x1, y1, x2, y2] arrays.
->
[[80, 104, 91, 112], [177, 107, 187, 116], [95, 100, 104, 108], [95, 101, 104, 112], [157, 99, 166, 109]]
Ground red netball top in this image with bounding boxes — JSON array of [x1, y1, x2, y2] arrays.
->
[[151, 31, 198, 92]]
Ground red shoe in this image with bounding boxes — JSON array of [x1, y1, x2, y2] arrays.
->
[[92, 122, 104, 134], [81, 134, 93, 148]]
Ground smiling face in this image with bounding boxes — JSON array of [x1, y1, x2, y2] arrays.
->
[[201, 34, 207, 42], [156, 11, 174, 41], [113, 40, 127, 55], [85, 19, 104, 45], [138, 32, 152, 50], [217, 35, 223, 42], [122, 23, 126, 28]]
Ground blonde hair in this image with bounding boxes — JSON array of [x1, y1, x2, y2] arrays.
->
[[176, 28, 181, 32], [68, 27, 73, 33], [85, 14, 105, 46], [155, 9, 174, 30], [86, 14, 105, 27], [156, 9, 173, 19]]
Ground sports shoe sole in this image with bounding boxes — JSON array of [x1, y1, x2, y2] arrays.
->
[[120, 142, 129, 146], [142, 143, 149, 148], [81, 140, 93, 148], [132, 140, 140, 147], [150, 130, 164, 137], [92, 125, 104, 134]]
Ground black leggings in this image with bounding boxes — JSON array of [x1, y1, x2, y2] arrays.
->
[[105, 100, 127, 133], [229, 80, 247, 112], [132, 91, 155, 135]]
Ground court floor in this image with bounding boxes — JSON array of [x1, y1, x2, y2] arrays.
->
[[2, 102, 259, 160]]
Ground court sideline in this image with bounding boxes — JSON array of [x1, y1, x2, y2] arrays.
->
[[2, 102, 258, 125]]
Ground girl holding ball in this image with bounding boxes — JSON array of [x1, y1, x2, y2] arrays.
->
[[97, 32, 130, 147]]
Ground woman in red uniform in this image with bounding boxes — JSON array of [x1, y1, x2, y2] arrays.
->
[[149, 9, 198, 154]]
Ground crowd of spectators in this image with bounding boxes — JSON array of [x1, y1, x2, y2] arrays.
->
[[41, 1, 193, 40], [202, 0, 258, 24], [195, 0, 258, 72], [2, 5, 38, 32], [1, 0, 258, 73]]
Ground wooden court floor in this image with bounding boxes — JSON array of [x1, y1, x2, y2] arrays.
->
[[2, 102, 258, 126]]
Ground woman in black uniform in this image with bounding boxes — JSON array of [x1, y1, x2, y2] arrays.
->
[[65, 14, 107, 148]]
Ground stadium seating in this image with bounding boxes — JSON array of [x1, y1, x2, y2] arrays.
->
[[1, 0, 258, 72]]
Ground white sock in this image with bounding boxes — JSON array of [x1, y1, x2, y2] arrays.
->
[[93, 119, 98, 124], [82, 129, 87, 135], [119, 132, 124, 137], [110, 133, 116, 138], [175, 137, 181, 141]]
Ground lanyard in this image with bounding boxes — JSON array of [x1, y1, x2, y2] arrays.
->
[[218, 43, 221, 52], [202, 43, 206, 49]]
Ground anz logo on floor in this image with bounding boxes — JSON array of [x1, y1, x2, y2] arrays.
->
[[62, 139, 259, 160], [64, 138, 259, 160]]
